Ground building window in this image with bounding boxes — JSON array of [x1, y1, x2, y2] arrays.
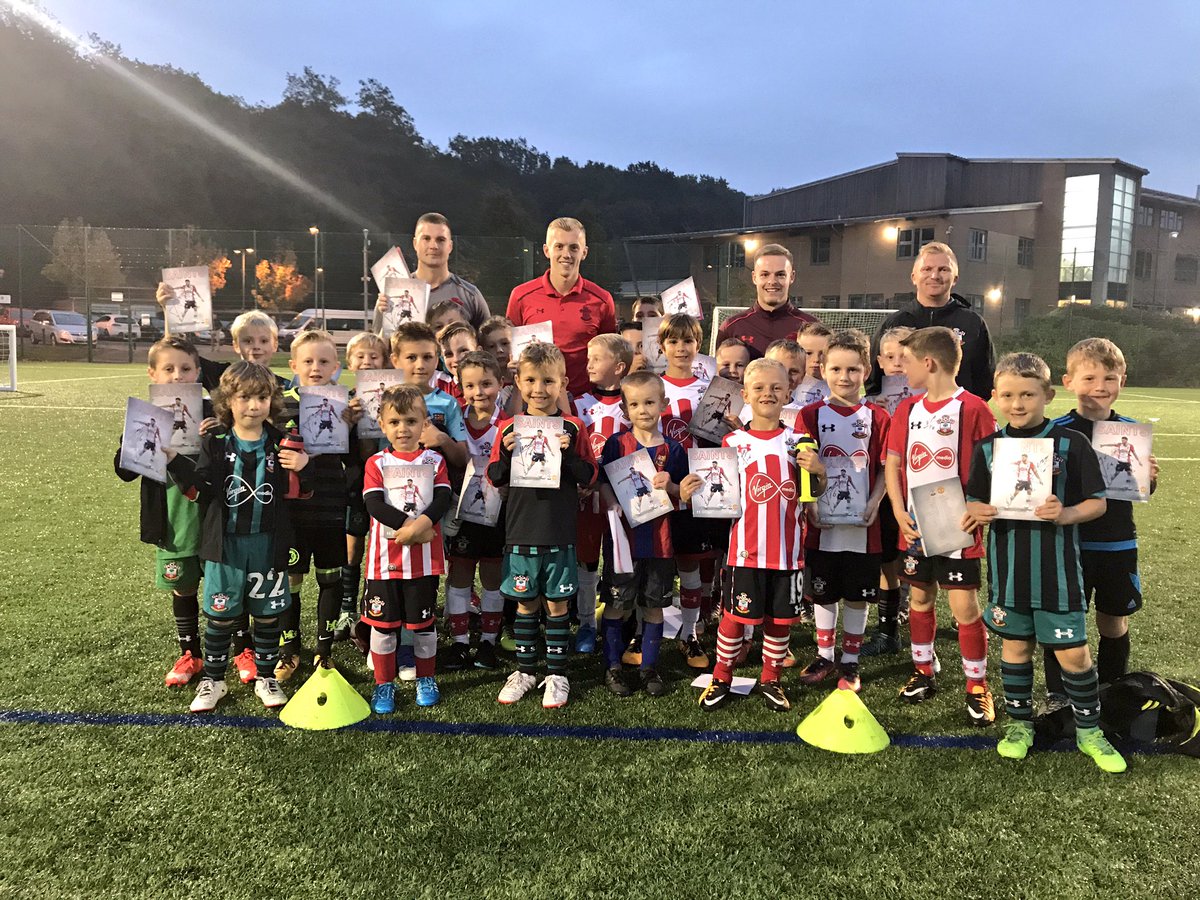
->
[[1060, 173, 1099, 287], [893, 291, 916, 306], [965, 293, 984, 312], [1017, 237, 1034, 268], [1015, 298, 1031, 329], [968, 229, 987, 262], [1134, 250, 1153, 280], [702, 244, 720, 269], [731, 242, 746, 269], [1175, 255, 1198, 284], [810, 235, 830, 265], [848, 294, 866, 309], [821, 295, 840, 309], [1137, 204, 1154, 227], [896, 227, 934, 259], [1161, 209, 1183, 232]]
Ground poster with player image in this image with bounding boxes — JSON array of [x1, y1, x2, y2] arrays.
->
[[605, 450, 673, 526], [816, 457, 869, 525], [990, 437, 1054, 521], [457, 456, 502, 526], [870, 374, 924, 416], [371, 245, 411, 292], [381, 463, 435, 539], [354, 370, 406, 440], [640, 314, 667, 374], [380, 277, 430, 338], [161, 265, 212, 334], [691, 353, 717, 381], [512, 415, 563, 489], [511, 322, 554, 362], [1092, 420, 1153, 502], [660, 276, 703, 320], [909, 476, 973, 557], [793, 376, 830, 407], [687, 447, 741, 518], [149, 382, 203, 456], [298, 384, 350, 455], [689, 376, 745, 444], [120, 397, 174, 484]]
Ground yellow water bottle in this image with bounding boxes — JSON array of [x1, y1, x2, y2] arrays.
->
[[793, 436, 819, 502]]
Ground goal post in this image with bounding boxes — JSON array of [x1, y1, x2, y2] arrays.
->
[[0, 325, 16, 391], [709, 307, 894, 355]]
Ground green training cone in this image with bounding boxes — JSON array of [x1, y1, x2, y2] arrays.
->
[[795, 688, 890, 754], [279, 665, 371, 731]]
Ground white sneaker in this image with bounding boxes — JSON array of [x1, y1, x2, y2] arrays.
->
[[190, 677, 228, 713], [497, 670, 538, 705], [254, 676, 288, 709], [398, 665, 417, 682], [541, 674, 570, 709]]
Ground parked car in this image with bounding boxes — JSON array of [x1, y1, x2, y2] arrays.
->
[[278, 308, 369, 350], [29, 309, 89, 344], [92, 314, 142, 341], [193, 319, 230, 346]]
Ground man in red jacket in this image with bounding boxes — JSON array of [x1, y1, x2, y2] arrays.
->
[[715, 244, 816, 359], [506, 217, 617, 397]]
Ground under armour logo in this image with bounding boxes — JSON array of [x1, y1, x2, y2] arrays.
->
[[547, 645, 565, 655], [224, 474, 274, 506], [268, 598, 286, 610], [947, 572, 964, 582], [559, 584, 575, 594], [821, 424, 836, 433], [747, 471, 797, 503], [1054, 628, 1075, 639], [910, 421, 924, 430], [225, 451, 237, 462]]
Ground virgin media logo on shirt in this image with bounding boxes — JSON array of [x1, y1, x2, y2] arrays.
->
[[909, 443, 955, 472], [589, 432, 606, 458], [663, 417, 689, 442], [748, 471, 797, 502]]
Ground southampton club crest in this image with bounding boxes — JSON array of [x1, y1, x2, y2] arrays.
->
[[211, 592, 229, 612], [935, 414, 955, 437], [512, 574, 530, 594], [811, 576, 827, 596], [163, 561, 181, 582], [734, 592, 752, 614], [903, 556, 919, 576]]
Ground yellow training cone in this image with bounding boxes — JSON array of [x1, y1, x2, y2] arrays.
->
[[795, 688, 890, 754], [279, 665, 371, 731]]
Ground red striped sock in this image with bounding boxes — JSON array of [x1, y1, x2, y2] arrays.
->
[[713, 615, 742, 683]]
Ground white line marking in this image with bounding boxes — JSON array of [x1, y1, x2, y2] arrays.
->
[[1155, 457, 1200, 462], [0, 404, 122, 412], [16, 372, 144, 385], [1122, 392, 1200, 404]]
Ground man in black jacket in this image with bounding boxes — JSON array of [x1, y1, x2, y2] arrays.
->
[[865, 242, 995, 400]]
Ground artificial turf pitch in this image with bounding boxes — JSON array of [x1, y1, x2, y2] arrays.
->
[[2, 362, 1199, 898]]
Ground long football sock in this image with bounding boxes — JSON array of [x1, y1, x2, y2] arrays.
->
[[909, 607, 936, 676], [641, 620, 664, 670], [413, 627, 437, 678], [340, 565, 361, 615], [957, 618, 988, 689], [877, 588, 901, 638], [814, 603, 838, 662], [760, 619, 790, 682], [314, 569, 341, 658], [545, 613, 571, 674], [202, 617, 233, 681], [231, 612, 252, 655], [370, 628, 397, 684], [1062, 666, 1102, 729], [603, 617, 625, 669], [1043, 648, 1065, 696], [576, 566, 598, 630], [445, 585, 472, 645], [712, 615, 742, 683], [252, 617, 282, 679], [841, 604, 868, 664], [280, 591, 302, 653], [480, 589, 504, 644], [514, 611, 540, 675], [171, 591, 200, 656], [679, 568, 702, 639], [1000, 660, 1034, 721], [1098, 633, 1131, 685]]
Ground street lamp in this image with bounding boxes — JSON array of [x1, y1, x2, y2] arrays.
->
[[309, 226, 320, 315], [233, 247, 254, 311]]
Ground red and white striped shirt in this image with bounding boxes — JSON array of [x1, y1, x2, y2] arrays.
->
[[574, 392, 630, 461], [722, 427, 809, 571], [662, 374, 708, 449], [363, 447, 450, 579]]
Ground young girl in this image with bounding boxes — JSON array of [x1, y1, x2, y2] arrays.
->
[[167, 362, 310, 713]]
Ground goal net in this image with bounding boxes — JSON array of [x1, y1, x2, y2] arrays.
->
[[709, 307, 893, 355], [0, 326, 16, 391]]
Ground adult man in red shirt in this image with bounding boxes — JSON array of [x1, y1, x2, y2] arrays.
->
[[715, 244, 816, 359], [506, 217, 617, 397]]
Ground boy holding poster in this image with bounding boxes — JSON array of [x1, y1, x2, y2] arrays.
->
[[487, 342, 598, 709], [796, 329, 890, 693], [885, 327, 997, 724], [1044, 338, 1159, 696], [598, 371, 688, 697], [964, 353, 1126, 772]]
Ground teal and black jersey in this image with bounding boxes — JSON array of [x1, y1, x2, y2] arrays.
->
[[222, 432, 277, 535], [966, 419, 1106, 613], [282, 387, 350, 530]]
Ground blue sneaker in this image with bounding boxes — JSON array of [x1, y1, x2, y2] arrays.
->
[[371, 683, 396, 715], [415, 676, 440, 707], [575, 625, 597, 654]]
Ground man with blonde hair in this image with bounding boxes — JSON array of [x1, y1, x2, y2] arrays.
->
[[865, 241, 994, 399]]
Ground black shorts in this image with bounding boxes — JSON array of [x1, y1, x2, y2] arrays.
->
[[1115, 462, 1132, 475], [1082, 548, 1143, 617], [726, 567, 803, 625], [448, 519, 506, 562], [878, 503, 900, 564], [635, 486, 650, 497], [671, 509, 714, 561], [608, 558, 675, 613], [1015, 480, 1031, 492], [288, 524, 347, 574], [806, 549, 881, 605], [361, 577, 438, 630], [709, 484, 724, 495], [900, 552, 981, 590], [531, 452, 546, 463], [173, 421, 186, 432]]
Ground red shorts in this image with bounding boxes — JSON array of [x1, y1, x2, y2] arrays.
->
[[576, 504, 605, 566]]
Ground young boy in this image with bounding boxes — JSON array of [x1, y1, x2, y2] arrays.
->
[[798, 322, 832, 382], [658, 313, 711, 668], [427, 299, 470, 336], [964, 353, 1126, 772], [685, 358, 826, 711], [572, 333, 634, 652], [885, 327, 996, 725], [444, 350, 510, 671], [598, 371, 687, 696], [619, 321, 647, 374], [632, 296, 664, 320], [740, 339, 807, 426], [715, 338, 751, 384], [167, 361, 309, 713], [436, 321, 478, 407], [1044, 338, 1159, 698], [389, 322, 469, 470], [796, 329, 890, 693], [115, 336, 216, 687], [361, 384, 453, 712], [862, 326, 916, 656], [486, 342, 598, 708]]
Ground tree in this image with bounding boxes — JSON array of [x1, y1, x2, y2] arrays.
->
[[282, 66, 346, 110], [448, 135, 550, 176], [41, 218, 124, 294], [355, 78, 419, 142], [252, 245, 311, 312], [169, 227, 231, 292]]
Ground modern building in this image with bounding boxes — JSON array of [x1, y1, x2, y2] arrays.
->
[[626, 153, 1200, 332]]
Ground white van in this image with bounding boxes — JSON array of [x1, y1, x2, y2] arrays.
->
[[278, 308, 369, 350]]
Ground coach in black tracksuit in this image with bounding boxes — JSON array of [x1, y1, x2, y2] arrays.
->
[[865, 241, 995, 400]]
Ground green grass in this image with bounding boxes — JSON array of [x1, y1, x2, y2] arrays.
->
[[2, 362, 1200, 898]]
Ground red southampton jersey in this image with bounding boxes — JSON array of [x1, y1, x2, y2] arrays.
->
[[363, 447, 450, 579], [723, 427, 809, 570], [574, 392, 630, 461]]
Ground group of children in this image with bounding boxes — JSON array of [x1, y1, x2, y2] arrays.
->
[[117, 286, 1155, 773]]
